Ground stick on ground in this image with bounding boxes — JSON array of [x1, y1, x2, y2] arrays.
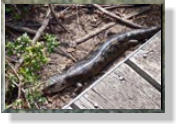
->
[[5, 59, 23, 98], [104, 5, 136, 10], [6, 23, 37, 35], [93, 4, 143, 29], [125, 6, 151, 19], [72, 22, 116, 46], [32, 8, 51, 45], [49, 4, 68, 32], [70, 6, 151, 47]]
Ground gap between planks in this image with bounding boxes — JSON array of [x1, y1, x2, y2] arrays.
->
[[125, 59, 161, 91]]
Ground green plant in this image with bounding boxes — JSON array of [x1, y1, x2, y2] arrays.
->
[[25, 88, 46, 108], [5, 5, 22, 20], [44, 33, 59, 53], [5, 6, 13, 13], [20, 42, 49, 83], [6, 33, 31, 56], [14, 13, 21, 20], [13, 99, 24, 109], [5, 33, 59, 109]]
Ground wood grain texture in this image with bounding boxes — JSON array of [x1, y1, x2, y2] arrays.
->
[[129, 31, 161, 84], [72, 96, 96, 109], [74, 63, 161, 109]]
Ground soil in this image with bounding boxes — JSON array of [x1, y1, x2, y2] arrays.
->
[[5, 4, 161, 109]]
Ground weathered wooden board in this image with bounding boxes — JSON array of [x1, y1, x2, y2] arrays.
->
[[73, 63, 161, 109], [72, 89, 116, 109], [129, 31, 161, 84], [72, 95, 96, 109]]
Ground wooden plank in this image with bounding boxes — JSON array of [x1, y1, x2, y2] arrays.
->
[[71, 100, 88, 109], [73, 89, 117, 109], [72, 96, 96, 109], [125, 59, 161, 91], [83, 89, 116, 109], [90, 63, 161, 109], [129, 31, 161, 84]]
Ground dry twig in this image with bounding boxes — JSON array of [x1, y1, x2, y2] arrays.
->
[[125, 6, 151, 19], [104, 5, 135, 10], [32, 8, 51, 45], [21, 88, 31, 108], [72, 22, 116, 47], [53, 4, 135, 9], [69, 6, 151, 47], [6, 23, 37, 35], [5, 55, 19, 63], [93, 4, 143, 29], [5, 59, 23, 99], [49, 4, 68, 32]]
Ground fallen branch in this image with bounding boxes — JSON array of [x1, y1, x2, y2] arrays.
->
[[49, 4, 68, 32], [5, 78, 9, 94], [6, 23, 37, 35], [104, 5, 136, 10], [72, 22, 116, 46], [69, 6, 151, 47], [5, 55, 19, 63], [21, 88, 31, 108], [53, 4, 110, 8], [5, 59, 23, 98], [32, 8, 51, 45], [125, 6, 151, 19], [53, 4, 135, 9], [57, 6, 71, 21], [93, 4, 143, 29], [6, 59, 21, 82]]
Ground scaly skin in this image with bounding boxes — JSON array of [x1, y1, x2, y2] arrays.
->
[[42, 27, 160, 94]]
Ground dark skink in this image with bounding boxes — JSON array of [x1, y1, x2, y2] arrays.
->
[[42, 27, 160, 94]]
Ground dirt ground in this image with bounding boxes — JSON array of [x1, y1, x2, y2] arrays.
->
[[5, 4, 161, 109]]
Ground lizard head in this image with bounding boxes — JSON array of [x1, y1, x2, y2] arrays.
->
[[41, 75, 69, 95]]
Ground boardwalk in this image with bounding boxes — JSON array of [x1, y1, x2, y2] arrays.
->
[[63, 31, 161, 109]]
